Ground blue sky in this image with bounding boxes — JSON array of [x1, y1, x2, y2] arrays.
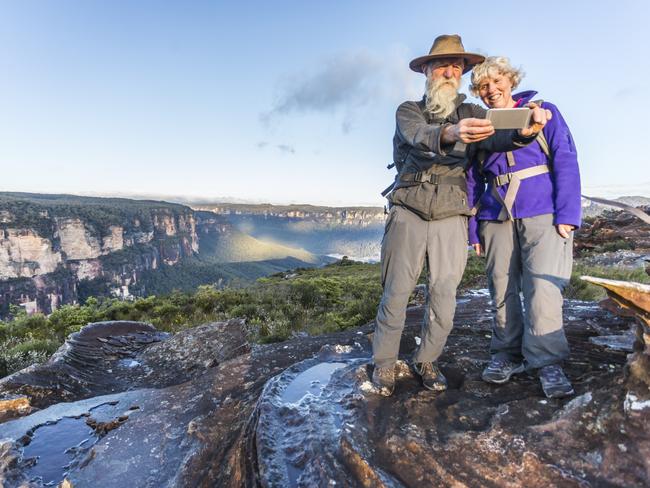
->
[[0, 0, 648, 206]]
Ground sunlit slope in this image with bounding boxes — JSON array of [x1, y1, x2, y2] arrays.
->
[[198, 228, 319, 264]]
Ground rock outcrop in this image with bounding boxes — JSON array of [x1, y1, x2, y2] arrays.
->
[[0, 289, 647, 487], [576, 206, 650, 256]]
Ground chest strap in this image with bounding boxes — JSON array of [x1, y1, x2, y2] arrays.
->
[[383, 172, 467, 197], [490, 164, 550, 220], [398, 172, 466, 188]]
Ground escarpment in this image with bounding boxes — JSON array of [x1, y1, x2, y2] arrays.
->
[[0, 194, 201, 316]]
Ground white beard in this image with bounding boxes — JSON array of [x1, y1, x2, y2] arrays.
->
[[425, 77, 460, 119]]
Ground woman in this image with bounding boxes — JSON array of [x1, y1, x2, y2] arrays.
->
[[466, 56, 581, 398]]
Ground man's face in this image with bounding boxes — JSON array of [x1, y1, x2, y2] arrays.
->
[[423, 58, 464, 118], [426, 58, 464, 84]]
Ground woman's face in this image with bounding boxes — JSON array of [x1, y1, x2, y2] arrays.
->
[[477, 72, 514, 109]]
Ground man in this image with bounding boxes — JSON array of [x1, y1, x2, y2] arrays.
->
[[372, 35, 551, 396]]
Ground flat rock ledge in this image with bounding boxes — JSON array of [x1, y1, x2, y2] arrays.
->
[[0, 291, 647, 487]]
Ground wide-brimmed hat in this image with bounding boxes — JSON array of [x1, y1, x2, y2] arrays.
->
[[409, 34, 485, 74]]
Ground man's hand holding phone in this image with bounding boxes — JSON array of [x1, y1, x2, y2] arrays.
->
[[443, 118, 495, 144]]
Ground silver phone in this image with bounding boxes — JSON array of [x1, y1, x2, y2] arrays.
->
[[486, 108, 531, 129]]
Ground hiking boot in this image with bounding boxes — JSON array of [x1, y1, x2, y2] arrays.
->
[[539, 364, 574, 398], [481, 358, 525, 384], [372, 365, 395, 396], [413, 361, 447, 391]]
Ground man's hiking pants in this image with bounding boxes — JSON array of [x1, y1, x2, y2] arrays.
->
[[479, 213, 572, 369], [373, 205, 467, 368]]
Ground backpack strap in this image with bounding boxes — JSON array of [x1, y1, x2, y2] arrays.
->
[[530, 99, 552, 164], [488, 98, 555, 220], [536, 130, 551, 160], [492, 164, 551, 220]]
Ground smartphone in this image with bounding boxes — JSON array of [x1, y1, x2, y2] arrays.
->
[[486, 108, 531, 129]]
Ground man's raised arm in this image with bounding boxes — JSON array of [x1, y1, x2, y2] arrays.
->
[[441, 102, 552, 152]]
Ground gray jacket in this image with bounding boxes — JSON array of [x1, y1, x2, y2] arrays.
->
[[388, 94, 533, 221]]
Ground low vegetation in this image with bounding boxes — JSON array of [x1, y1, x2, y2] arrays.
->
[[0, 255, 646, 377]]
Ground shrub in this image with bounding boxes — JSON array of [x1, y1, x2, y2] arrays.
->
[[565, 264, 650, 301]]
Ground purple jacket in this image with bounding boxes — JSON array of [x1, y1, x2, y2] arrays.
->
[[466, 91, 582, 244]]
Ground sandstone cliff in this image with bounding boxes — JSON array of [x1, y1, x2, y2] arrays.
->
[[195, 203, 385, 260], [0, 193, 200, 316], [196, 202, 386, 226]]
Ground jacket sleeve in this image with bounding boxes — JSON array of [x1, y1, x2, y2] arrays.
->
[[477, 129, 536, 153], [544, 103, 582, 228], [466, 161, 486, 244], [468, 103, 537, 153], [395, 101, 450, 155]]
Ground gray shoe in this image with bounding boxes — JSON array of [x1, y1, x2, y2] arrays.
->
[[539, 364, 574, 398], [372, 365, 395, 396], [482, 358, 525, 384], [413, 361, 447, 391]]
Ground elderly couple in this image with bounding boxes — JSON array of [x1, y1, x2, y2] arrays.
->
[[373, 35, 581, 399]]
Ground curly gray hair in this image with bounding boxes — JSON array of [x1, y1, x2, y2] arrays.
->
[[469, 56, 524, 96]]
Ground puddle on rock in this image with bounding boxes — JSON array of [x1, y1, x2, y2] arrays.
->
[[281, 362, 346, 404], [22, 416, 97, 486], [20, 401, 131, 486], [257, 359, 364, 487]]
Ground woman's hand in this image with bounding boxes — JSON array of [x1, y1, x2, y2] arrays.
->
[[519, 102, 552, 137], [556, 224, 574, 238], [472, 243, 483, 256]]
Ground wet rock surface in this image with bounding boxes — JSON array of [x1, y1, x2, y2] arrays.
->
[[0, 291, 647, 487], [0, 321, 170, 411]]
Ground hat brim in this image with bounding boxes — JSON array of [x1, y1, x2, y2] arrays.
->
[[409, 53, 485, 74]]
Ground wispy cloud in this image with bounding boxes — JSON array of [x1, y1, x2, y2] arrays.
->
[[256, 141, 296, 155], [276, 144, 295, 154], [614, 85, 641, 100], [260, 46, 422, 132]]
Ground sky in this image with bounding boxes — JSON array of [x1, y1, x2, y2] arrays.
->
[[0, 0, 648, 206]]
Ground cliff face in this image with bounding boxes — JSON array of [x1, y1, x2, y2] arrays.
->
[[0, 194, 200, 316], [195, 204, 386, 260], [197, 203, 386, 227]]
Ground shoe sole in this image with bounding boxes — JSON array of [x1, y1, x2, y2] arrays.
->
[[482, 364, 526, 385], [543, 387, 575, 399]]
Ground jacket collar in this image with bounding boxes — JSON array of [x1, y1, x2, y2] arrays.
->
[[513, 90, 538, 104]]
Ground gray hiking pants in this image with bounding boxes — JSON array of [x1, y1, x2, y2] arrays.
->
[[373, 205, 468, 368], [479, 213, 573, 369]]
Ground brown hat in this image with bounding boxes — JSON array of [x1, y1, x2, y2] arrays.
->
[[409, 34, 485, 74]]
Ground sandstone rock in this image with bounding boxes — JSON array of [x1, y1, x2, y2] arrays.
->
[[576, 207, 650, 258], [57, 219, 102, 260], [0, 292, 646, 487], [0, 229, 62, 279], [0, 396, 32, 423]]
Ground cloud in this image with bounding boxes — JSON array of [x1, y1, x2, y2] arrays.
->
[[260, 46, 422, 132], [614, 85, 641, 100], [276, 144, 295, 154], [256, 141, 296, 155]]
